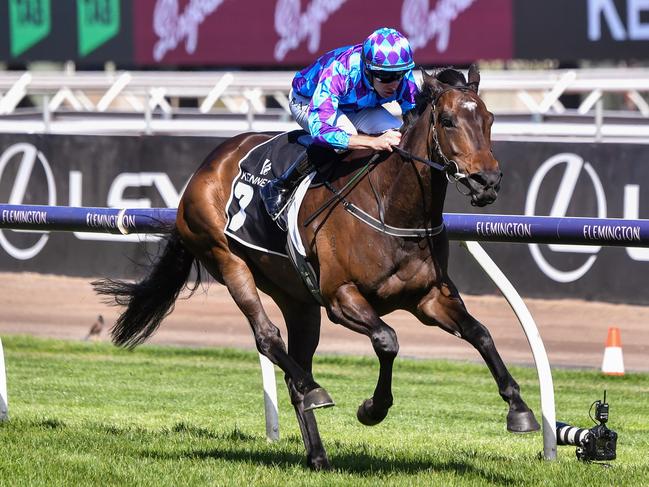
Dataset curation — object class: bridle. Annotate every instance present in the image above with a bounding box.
[393,85,478,190]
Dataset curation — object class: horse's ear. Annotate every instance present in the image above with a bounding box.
[421,67,446,97]
[467,64,480,92]
[420,67,435,84]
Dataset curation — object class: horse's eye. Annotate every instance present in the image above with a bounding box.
[440,116,454,128]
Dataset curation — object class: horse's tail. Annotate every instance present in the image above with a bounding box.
[92,229,202,348]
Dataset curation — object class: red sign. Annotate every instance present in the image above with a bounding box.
[133,0,513,67]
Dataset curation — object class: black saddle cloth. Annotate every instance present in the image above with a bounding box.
[224,130,323,256]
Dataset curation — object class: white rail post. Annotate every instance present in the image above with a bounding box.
[462,241,557,460]
[258,353,279,441]
[0,338,7,421]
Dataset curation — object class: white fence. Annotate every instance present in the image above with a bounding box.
[1,68,649,139]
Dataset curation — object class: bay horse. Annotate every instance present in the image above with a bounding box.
[94,66,540,470]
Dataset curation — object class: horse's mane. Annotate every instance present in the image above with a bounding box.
[401,67,468,132]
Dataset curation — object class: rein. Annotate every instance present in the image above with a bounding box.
[302,153,381,227]
[391,146,463,183]
[303,153,445,238]
[302,151,445,238]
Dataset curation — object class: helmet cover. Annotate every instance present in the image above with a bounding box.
[362,27,415,72]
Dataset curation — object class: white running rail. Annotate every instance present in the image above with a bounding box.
[0,338,7,421]
[258,353,279,441]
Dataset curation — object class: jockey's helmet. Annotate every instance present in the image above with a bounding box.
[362,27,415,73]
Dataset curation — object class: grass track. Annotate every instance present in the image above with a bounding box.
[0,336,648,486]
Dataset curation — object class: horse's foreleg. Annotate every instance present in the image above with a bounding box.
[415,284,540,433]
[276,298,331,471]
[327,283,399,426]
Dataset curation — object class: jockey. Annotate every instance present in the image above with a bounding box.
[261,27,419,220]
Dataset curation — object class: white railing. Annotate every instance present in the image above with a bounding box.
[0,338,7,421]
[1,68,649,139]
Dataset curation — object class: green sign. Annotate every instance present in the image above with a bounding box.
[9,0,52,57]
[77,0,120,57]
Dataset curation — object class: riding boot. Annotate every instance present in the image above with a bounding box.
[261,154,314,220]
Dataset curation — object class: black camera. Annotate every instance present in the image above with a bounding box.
[556,391,617,462]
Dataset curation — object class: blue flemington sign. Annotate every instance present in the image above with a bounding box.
[0,204,176,234]
[444,214,649,248]
[3,205,649,249]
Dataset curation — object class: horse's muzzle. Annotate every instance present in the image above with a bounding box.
[467,171,502,207]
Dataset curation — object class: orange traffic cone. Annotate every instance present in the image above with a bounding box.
[601,327,624,376]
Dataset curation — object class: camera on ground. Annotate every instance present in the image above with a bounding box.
[556,391,617,462]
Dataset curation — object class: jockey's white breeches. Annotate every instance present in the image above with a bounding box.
[289,89,402,137]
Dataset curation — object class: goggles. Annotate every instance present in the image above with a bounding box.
[371,70,407,83]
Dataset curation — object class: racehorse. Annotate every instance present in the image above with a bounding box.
[94,65,540,471]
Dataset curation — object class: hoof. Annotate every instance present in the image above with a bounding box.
[507,409,541,433]
[356,398,389,426]
[303,388,335,411]
[307,454,332,471]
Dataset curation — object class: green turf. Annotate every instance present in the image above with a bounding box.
[0,335,647,486]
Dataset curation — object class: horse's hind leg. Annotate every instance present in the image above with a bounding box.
[180,218,331,407]
[211,252,331,401]
[416,284,540,433]
[274,295,331,471]
[326,283,399,426]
